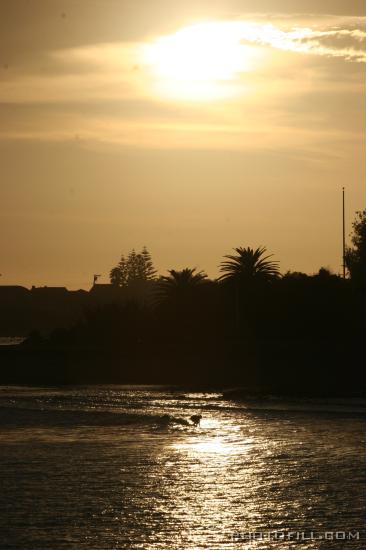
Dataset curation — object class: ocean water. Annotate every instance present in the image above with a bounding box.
[0,386,365,549]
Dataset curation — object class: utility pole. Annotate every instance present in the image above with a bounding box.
[342,187,346,278]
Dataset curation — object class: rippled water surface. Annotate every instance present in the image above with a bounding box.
[1,386,366,549]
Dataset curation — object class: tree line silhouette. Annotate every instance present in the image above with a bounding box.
[2,210,366,394]
[110,247,157,287]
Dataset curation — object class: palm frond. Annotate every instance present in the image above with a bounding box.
[219,246,280,282]
[156,268,208,301]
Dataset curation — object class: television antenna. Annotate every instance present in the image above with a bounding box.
[93,274,101,285]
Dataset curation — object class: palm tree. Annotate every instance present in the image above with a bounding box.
[219,246,280,283]
[156,268,207,302]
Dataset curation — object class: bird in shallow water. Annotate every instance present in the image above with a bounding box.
[190,414,202,426]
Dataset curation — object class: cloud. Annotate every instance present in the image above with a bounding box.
[237,19,366,62]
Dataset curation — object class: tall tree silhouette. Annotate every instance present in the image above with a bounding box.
[110,266,123,287]
[109,247,157,287]
[219,246,280,282]
[140,247,157,280]
[110,255,128,286]
[219,246,280,332]
[345,209,366,284]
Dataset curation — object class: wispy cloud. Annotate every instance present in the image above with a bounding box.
[238,22,366,62]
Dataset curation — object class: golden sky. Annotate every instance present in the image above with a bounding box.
[1,0,366,288]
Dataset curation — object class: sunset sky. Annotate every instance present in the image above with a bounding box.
[1,0,366,289]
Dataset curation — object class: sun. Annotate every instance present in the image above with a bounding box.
[142,22,256,101]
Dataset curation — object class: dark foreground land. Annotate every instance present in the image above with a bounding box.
[1,269,366,397]
[1,336,365,397]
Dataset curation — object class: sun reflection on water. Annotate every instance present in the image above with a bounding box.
[173,419,255,458]
[175,436,235,455]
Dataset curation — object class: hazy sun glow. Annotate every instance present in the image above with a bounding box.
[141,19,357,102]
[143,22,257,100]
